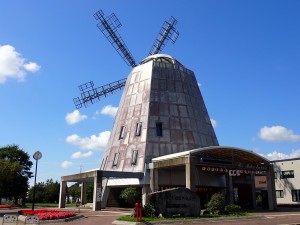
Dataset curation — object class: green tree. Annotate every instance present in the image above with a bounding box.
[85,183,94,202]
[0,159,22,203]
[28,182,46,203]
[120,187,139,206]
[27,179,60,203]
[66,182,93,203]
[44,179,60,203]
[0,145,33,205]
[67,184,81,202]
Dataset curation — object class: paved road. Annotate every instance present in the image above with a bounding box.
[1,207,300,225]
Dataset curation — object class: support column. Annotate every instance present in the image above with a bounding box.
[93,171,102,211]
[59,181,67,208]
[142,185,150,206]
[80,182,87,206]
[226,174,233,204]
[101,178,109,208]
[185,157,196,191]
[150,168,158,192]
[250,174,256,209]
[267,165,277,210]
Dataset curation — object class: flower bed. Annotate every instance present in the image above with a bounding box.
[18,209,76,220]
[0,204,18,208]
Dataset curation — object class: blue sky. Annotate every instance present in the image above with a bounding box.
[1,1,300,185]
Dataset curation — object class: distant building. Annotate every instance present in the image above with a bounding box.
[272,158,300,206]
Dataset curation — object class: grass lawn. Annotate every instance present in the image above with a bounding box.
[117,213,251,222]
[24,203,77,208]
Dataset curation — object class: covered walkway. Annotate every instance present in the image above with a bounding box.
[59,170,143,211]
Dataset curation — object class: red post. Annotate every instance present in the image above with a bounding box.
[135,203,139,222]
[139,203,142,221]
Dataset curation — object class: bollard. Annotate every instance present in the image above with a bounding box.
[135,202,139,222]
[139,203,142,222]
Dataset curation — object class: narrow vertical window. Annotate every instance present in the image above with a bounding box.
[132,150,138,165]
[100,156,108,170]
[156,122,163,137]
[292,190,300,202]
[136,122,142,136]
[112,153,119,167]
[119,126,126,139]
[276,190,284,198]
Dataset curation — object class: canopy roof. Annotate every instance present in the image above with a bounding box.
[153,146,269,165]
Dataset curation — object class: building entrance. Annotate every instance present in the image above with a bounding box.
[233,184,253,209]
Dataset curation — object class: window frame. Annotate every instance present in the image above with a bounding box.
[292,190,300,202]
[276,190,284,198]
[112,153,120,167]
[156,122,163,137]
[131,150,138,165]
[119,126,126,139]
[135,122,142,136]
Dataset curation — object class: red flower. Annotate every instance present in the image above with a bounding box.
[18,210,76,220]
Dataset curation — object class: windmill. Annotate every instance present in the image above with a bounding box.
[72,9,218,208]
[73,9,179,109]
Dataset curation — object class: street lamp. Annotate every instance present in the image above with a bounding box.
[32,151,42,211]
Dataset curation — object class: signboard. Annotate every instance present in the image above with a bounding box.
[201,166,266,175]
[96,183,102,202]
[280,170,294,179]
[255,176,267,188]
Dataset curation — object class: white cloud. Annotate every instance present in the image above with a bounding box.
[210,118,217,128]
[61,161,73,168]
[66,131,111,150]
[260,149,300,161]
[0,45,41,83]
[258,126,300,142]
[96,105,118,117]
[65,110,87,125]
[71,151,93,159]
[24,62,40,72]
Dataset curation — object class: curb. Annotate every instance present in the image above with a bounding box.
[18,214,85,224]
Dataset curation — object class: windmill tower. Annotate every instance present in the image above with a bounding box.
[73,10,219,207]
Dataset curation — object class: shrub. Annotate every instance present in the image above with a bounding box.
[206,193,225,214]
[143,203,156,217]
[224,204,241,214]
[120,187,139,206]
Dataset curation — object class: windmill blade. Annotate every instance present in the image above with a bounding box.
[149,16,179,55]
[94,10,137,68]
[73,78,127,109]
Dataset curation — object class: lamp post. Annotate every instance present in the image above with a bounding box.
[32,151,42,211]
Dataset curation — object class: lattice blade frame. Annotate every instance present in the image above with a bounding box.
[73,78,127,109]
[149,16,179,55]
[94,10,137,67]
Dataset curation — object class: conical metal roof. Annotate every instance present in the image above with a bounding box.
[140,54,183,66]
